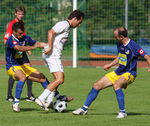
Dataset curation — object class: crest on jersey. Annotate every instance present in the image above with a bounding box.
[125,49,130,54]
[138,49,144,55]
[13,41,17,45]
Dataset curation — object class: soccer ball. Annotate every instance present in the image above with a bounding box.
[53,100,67,112]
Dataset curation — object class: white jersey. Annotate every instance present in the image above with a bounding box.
[45,21,70,58]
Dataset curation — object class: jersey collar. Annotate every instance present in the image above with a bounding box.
[124,39,130,46]
[12,34,19,41]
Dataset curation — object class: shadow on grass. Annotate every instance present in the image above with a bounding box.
[87,112,150,116]
[127,112,150,116]
[21,108,40,112]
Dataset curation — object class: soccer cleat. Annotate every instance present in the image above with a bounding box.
[66,96,74,102]
[6,96,14,102]
[72,108,87,115]
[26,96,36,102]
[12,103,20,112]
[35,98,49,111]
[116,112,127,118]
[57,95,74,102]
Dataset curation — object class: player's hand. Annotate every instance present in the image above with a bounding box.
[27,50,32,56]
[39,42,48,48]
[34,42,43,48]
[44,48,51,55]
[103,64,111,71]
[147,68,150,72]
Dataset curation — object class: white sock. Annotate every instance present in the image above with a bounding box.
[46,91,55,105]
[14,98,19,103]
[38,89,51,101]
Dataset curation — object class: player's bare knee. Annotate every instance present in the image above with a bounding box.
[56,78,64,85]
[38,73,47,82]
[113,84,120,90]
[93,82,101,90]
[19,76,26,82]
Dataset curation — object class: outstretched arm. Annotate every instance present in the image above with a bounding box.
[144,54,150,72]
[44,29,56,55]
[103,56,119,71]
[14,42,43,51]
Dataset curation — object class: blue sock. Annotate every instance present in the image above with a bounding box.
[115,89,125,113]
[82,88,100,111]
[15,81,24,99]
[41,80,49,89]
[54,90,59,97]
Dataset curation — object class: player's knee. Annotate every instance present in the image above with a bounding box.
[19,76,26,82]
[56,78,64,85]
[113,84,120,90]
[38,73,47,82]
[93,82,101,90]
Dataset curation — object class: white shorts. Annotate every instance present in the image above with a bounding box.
[43,55,64,73]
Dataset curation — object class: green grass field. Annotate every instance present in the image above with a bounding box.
[0,65,150,126]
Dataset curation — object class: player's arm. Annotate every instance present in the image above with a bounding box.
[144,54,150,72]
[37,42,47,48]
[14,42,41,51]
[44,29,56,54]
[4,22,13,44]
[103,56,119,71]
[27,50,32,56]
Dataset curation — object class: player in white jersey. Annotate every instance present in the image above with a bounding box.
[35,10,84,110]
[43,20,70,72]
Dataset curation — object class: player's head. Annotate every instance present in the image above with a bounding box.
[68,10,84,28]
[12,22,25,39]
[114,27,128,42]
[14,6,26,21]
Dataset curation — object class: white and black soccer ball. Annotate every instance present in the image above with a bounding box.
[53,100,67,112]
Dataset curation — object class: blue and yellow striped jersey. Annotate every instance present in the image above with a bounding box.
[115,39,147,77]
[5,35,36,70]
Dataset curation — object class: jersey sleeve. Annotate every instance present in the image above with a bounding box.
[52,22,68,34]
[25,36,36,46]
[132,43,147,57]
[4,22,13,41]
[6,38,19,49]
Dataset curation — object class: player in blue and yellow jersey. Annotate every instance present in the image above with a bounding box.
[73,27,150,118]
[5,22,49,112]
[4,6,35,102]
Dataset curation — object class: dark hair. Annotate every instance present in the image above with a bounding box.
[12,22,25,32]
[15,6,26,13]
[115,27,128,37]
[68,10,84,20]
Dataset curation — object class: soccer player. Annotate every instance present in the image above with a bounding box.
[6,22,49,112]
[35,10,84,110]
[4,6,35,102]
[72,27,150,118]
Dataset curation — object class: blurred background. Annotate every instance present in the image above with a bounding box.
[0,0,150,67]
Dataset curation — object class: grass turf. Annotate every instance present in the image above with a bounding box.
[0,65,150,126]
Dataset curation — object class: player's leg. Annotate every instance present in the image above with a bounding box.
[36,72,64,110]
[45,58,73,102]
[113,73,134,118]
[26,79,35,102]
[54,90,74,102]
[12,70,26,112]
[28,71,49,88]
[73,76,113,115]
[24,63,35,101]
[6,76,15,102]
[113,76,128,118]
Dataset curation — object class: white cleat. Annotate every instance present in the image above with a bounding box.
[72,108,87,115]
[12,103,20,112]
[35,98,49,111]
[116,112,127,118]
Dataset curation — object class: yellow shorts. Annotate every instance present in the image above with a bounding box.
[7,64,37,80]
[105,71,135,85]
